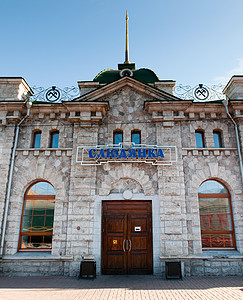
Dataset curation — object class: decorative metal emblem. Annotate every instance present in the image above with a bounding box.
[194,84,209,100]
[45,86,61,102]
[120,69,133,78]
[30,86,80,103]
[175,83,225,102]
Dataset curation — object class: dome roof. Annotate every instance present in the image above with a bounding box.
[93,68,159,84]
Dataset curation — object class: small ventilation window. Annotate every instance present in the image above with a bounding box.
[131,130,141,145]
[195,130,205,148]
[50,131,59,148]
[213,130,222,148]
[113,130,123,145]
[32,131,41,148]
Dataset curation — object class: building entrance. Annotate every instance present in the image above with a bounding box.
[101,200,153,274]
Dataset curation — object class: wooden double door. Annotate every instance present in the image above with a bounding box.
[102,200,153,275]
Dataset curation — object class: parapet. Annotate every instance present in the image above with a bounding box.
[0,77,33,101]
[223,75,243,100]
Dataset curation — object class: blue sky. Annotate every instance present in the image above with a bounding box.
[1,0,243,89]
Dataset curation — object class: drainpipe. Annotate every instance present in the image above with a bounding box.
[222,99,243,185]
[0,100,32,258]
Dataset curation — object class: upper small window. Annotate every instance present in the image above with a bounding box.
[113,130,123,145]
[131,130,141,145]
[33,131,41,148]
[195,130,205,148]
[50,131,59,148]
[213,130,222,148]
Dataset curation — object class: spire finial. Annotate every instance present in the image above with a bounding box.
[124,10,130,64]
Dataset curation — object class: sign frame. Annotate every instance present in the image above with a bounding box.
[76,143,177,166]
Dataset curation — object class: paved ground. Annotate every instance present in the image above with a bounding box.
[0,275,242,300]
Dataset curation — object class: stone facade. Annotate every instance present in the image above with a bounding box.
[0,74,242,277]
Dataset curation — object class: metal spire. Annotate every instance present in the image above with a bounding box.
[124,10,130,64]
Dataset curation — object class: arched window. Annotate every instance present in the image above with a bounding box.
[131,130,141,145]
[32,130,41,148]
[198,180,235,250]
[195,130,205,148]
[113,130,123,145]
[18,181,56,251]
[50,130,59,148]
[213,130,222,148]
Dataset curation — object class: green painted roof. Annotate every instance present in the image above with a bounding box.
[93,68,159,84]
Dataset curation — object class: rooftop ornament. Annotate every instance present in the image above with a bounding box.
[124,10,130,65]
[174,83,225,102]
[30,86,80,103]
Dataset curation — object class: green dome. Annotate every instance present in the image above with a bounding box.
[93,68,159,84]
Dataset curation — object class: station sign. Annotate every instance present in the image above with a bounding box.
[76,143,177,166]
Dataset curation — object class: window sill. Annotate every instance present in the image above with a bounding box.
[2,252,73,262]
[17,148,72,151]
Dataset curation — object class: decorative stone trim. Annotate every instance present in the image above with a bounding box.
[199,112,205,119]
[182,148,237,156]
[163,121,174,127]
[160,251,243,260]
[50,113,56,120]
[16,148,73,157]
[151,112,228,122]
[69,111,103,123]
[234,114,243,120]
[34,150,39,156]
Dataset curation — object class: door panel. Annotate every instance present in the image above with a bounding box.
[130,236,147,250]
[106,218,124,233]
[130,253,148,269]
[127,214,153,274]
[102,214,127,274]
[102,200,153,275]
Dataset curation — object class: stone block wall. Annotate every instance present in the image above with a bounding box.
[18,117,73,149]
[181,118,234,148]
[185,259,243,276]
[99,87,156,146]
[0,125,15,243]
[183,150,243,253]
[160,258,243,278]
[64,125,98,275]
[157,122,189,257]
[3,150,72,257]
[0,258,74,276]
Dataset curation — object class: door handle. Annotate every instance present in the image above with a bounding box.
[125,239,129,251]
[123,240,126,252]
[123,240,131,252]
[128,239,132,252]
